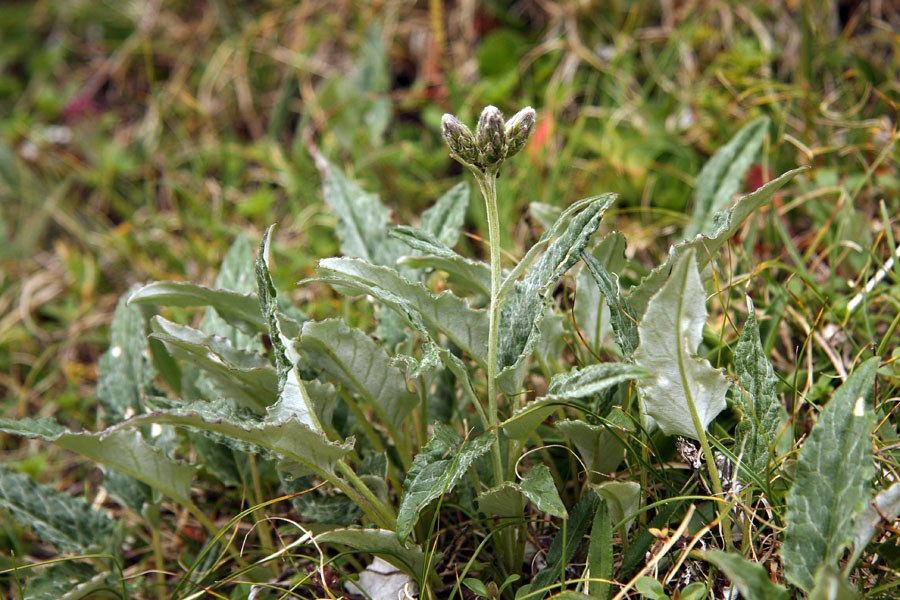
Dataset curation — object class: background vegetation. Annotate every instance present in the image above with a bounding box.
[1,0,898,597]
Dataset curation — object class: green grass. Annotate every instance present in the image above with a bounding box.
[1,1,898,598]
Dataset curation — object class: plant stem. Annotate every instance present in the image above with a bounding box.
[476,171,505,485]
[247,454,277,574]
[335,460,397,529]
[476,168,523,574]
[675,369,734,548]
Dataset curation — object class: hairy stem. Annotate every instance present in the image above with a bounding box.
[476,171,504,485]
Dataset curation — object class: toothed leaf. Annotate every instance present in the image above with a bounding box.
[781,356,880,591]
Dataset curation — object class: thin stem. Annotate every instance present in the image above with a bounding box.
[476,171,505,487]
[335,460,397,529]
[247,454,277,573]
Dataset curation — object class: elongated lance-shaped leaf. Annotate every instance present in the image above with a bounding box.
[781,356,880,591]
[298,318,417,431]
[500,195,615,300]
[124,399,355,478]
[581,251,639,358]
[528,491,600,599]
[419,181,469,248]
[398,254,492,297]
[574,233,627,353]
[500,363,646,440]
[629,167,807,319]
[0,464,115,553]
[0,418,196,510]
[587,499,613,599]
[684,117,770,239]
[476,464,567,518]
[128,281,265,333]
[314,257,488,367]
[315,528,430,579]
[150,316,276,413]
[701,550,790,600]
[396,424,494,542]
[256,224,323,432]
[200,234,264,351]
[498,194,616,372]
[392,225,492,296]
[734,296,786,479]
[632,249,729,439]
[854,482,900,553]
[547,363,649,399]
[320,158,405,265]
[98,287,155,423]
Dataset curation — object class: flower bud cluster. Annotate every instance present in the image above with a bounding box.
[441,105,536,171]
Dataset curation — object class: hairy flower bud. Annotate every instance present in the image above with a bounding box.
[503,107,536,158]
[475,105,507,167]
[441,114,479,165]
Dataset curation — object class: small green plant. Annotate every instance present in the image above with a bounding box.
[0,105,895,600]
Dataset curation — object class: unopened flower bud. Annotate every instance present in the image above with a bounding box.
[475,105,507,167]
[504,107,536,158]
[441,114,479,165]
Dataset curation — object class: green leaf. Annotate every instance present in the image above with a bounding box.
[128,281,265,334]
[734,297,786,478]
[529,491,600,599]
[200,234,263,351]
[684,117,770,239]
[392,224,491,295]
[150,316,276,413]
[21,562,116,600]
[574,233,628,354]
[809,565,858,600]
[632,249,729,439]
[396,424,494,542]
[629,167,807,319]
[500,364,644,442]
[102,468,154,513]
[854,482,900,553]
[587,499,613,599]
[298,318,417,431]
[592,480,641,533]
[498,194,616,375]
[477,464,566,518]
[781,356,880,591]
[701,550,789,600]
[257,225,323,432]
[97,288,155,422]
[315,527,430,579]
[281,473,361,526]
[0,418,197,510]
[420,182,469,248]
[528,201,562,230]
[320,159,404,265]
[557,408,632,476]
[0,465,115,553]
[635,577,667,600]
[126,400,354,478]
[463,578,490,598]
[581,251,639,358]
[315,257,488,367]
[398,253,492,296]
[547,363,650,400]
